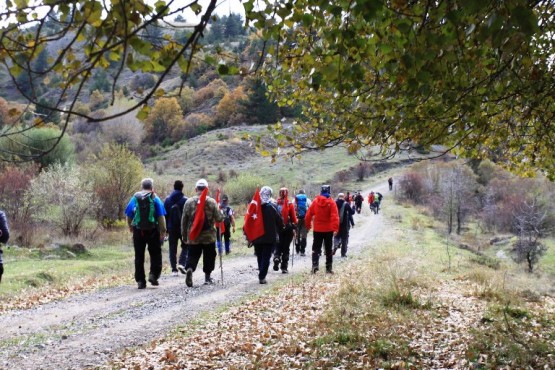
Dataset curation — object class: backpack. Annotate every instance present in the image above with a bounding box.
[295,194,308,218]
[169,202,183,235]
[222,206,232,227]
[339,202,347,225]
[132,192,157,230]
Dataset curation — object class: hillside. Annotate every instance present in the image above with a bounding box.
[146,125,430,197]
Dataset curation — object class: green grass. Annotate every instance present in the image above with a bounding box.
[0,243,134,297]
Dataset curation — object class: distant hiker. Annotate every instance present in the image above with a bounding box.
[388,177,393,191]
[181,179,223,287]
[0,209,10,283]
[273,187,298,273]
[245,187,284,284]
[368,191,376,213]
[354,191,364,214]
[216,194,236,255]
[305,185,340,274]
[164,180,187,276]
[333,193,355,258]
[125,178,167,289]
[374,192,384,214]
[294,189,311,256]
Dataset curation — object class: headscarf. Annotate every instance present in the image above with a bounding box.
[260,186,273,204]
[320,189,331,198]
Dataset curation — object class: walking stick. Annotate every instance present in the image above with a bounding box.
[217,225,224,285]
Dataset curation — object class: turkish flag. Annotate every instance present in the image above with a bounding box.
[243,188,264,242]
[215,189,225,233]
[189,187,208,241]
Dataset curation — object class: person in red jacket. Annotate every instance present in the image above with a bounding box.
[274,187,298,273]
[305,185,340,274]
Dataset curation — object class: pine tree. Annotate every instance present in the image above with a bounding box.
[241,79,279,125]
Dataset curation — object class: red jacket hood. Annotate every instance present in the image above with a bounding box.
[305,195,339,233]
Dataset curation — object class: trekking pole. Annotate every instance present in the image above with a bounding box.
[217,225,224,285]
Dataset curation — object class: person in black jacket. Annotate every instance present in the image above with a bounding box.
[0,210,10,283]
[252,186,284,284]
[163,180,187,276]
[333,193,355,257]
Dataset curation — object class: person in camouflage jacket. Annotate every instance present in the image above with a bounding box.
[180,179,223,287]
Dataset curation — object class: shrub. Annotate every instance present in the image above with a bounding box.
[27,163,98,236]
[224,173,265,205]
[398,172,425,203]
[87,144,144,226]
[130,72,157,92]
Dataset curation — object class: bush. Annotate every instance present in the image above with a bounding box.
[130,72,157,92]
[224,173,265,205]
[27,163,98,236]
[398,172,425,203]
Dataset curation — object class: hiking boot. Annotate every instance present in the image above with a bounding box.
[300,253,305,257]
[273,258,280,271]
[259,278,267,284]
[282,269,288,274]
[172,270,179,277]
[311,267,319,274]
[326,269,334,274]
[148,274,159,286]
[226,251,230,255]
[185,268,193,287]
[332,244,340,256]
[177,265,187,275]
[204,275,215,285]
[137,281,147,289]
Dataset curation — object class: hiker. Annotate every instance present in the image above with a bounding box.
[374,192,384,213]
[216,194,236,255]
[164,180,187,276]
[0,209,10,283]
[305,185,340,274]
[354,191,364,214]
[273,187,298,273]
[388,177,393,191]
[180,179,223,287]
[294,189,311,256]
[333,193,355,258]
[368,191,376,213]
[125,178,167,289]
[246,186,285,284]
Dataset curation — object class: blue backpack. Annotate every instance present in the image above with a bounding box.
[295,194,308,218]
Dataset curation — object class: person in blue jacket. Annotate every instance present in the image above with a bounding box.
[125,178,166,289]
[164,180,187,276]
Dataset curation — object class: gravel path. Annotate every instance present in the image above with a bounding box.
[0,184,389,370]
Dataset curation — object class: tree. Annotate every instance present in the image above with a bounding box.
[35,98,61,125]
[27,163,97,236]
[241,78,279,125]
[87,144,144,224]
[224,13,244,39]
[215,86,247,126]
[245,0,555,176]
[0,0,220,160]
[512,199,549,273]
[144,97,183,143]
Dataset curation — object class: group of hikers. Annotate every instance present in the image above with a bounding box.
[0,176,392,289]
[123,177,391,288]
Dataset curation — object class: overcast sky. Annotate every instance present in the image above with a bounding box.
[177,0,246,22]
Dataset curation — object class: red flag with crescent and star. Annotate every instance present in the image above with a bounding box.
[243,188,264,242]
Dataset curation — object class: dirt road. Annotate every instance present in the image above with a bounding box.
[0,184,389,370]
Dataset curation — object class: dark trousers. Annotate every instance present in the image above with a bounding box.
[312,231,334,271]
[168,229,182,271]
[254,243,274,280]
[178,244,189,267]
[133,228,162,283]
[185,243,216,275]
[355,202,362,214]
[333,228,350,257]
[296,218,308,254]
[275,227,294,270]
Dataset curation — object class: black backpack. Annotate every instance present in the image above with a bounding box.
[132,192,157,230]
[169,202,183,235]
[0,211,9,244]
